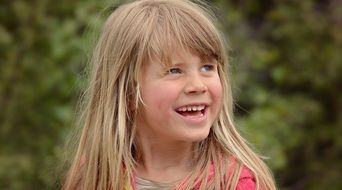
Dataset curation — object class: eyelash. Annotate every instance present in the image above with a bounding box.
[201,65,215,72]
[166,65,216,75]
[167,68,182,75]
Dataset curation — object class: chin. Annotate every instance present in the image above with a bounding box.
[186,128,211,142]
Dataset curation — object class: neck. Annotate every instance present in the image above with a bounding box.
[136,136,194,183]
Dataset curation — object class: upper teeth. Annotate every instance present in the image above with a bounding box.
[177,105,205,112]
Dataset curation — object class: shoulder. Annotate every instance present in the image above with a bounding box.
[236,166,256,190]
[200,156,257,190]
[224,156,256,190]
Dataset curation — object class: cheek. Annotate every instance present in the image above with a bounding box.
[141,82,178,112]
[211,80,223,120]
[210,78,223,104]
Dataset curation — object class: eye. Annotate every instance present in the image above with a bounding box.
[201,65,215,72]
[167,68,182,75]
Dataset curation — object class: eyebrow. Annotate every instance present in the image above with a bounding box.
[201,56,218,63]
[170,62,185,67]
[170,59,218,67]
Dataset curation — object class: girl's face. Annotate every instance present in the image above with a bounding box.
[137,49,223,143]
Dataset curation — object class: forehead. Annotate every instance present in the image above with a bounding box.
[147,45,217,68]
[171,49,217,65]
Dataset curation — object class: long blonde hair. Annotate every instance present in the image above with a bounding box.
[63,0,276,189]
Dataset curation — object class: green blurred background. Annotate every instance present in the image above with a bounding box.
[0,0,341,189]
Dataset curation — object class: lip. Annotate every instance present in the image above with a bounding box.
[174,102,209,125]
[175,102,209,110]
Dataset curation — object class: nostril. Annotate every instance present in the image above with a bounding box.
[186,88,207,95]
[184,76,207,94]
[185,84,207,94]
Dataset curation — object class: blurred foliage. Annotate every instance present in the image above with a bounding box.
[0,0,341,189]
[214,0,341,189]
[0,0,115,189]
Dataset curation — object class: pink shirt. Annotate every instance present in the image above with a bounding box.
[202,162,256,190]
[236,167,256,190]
[176,163,255,190]
[131,160,256,190]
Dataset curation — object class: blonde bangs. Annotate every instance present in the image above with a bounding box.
[135,0,225,68]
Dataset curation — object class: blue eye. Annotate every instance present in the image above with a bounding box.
[201,65,215,72]
[167,68,182,74]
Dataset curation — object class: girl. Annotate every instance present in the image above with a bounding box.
[63,0,276,189]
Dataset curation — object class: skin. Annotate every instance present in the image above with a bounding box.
[135,49,223,182]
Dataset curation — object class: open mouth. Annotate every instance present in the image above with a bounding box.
[175,105,207,117]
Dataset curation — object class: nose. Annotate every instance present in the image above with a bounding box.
[184,74,207,95]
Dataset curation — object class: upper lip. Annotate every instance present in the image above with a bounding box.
[175,102,209,111]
